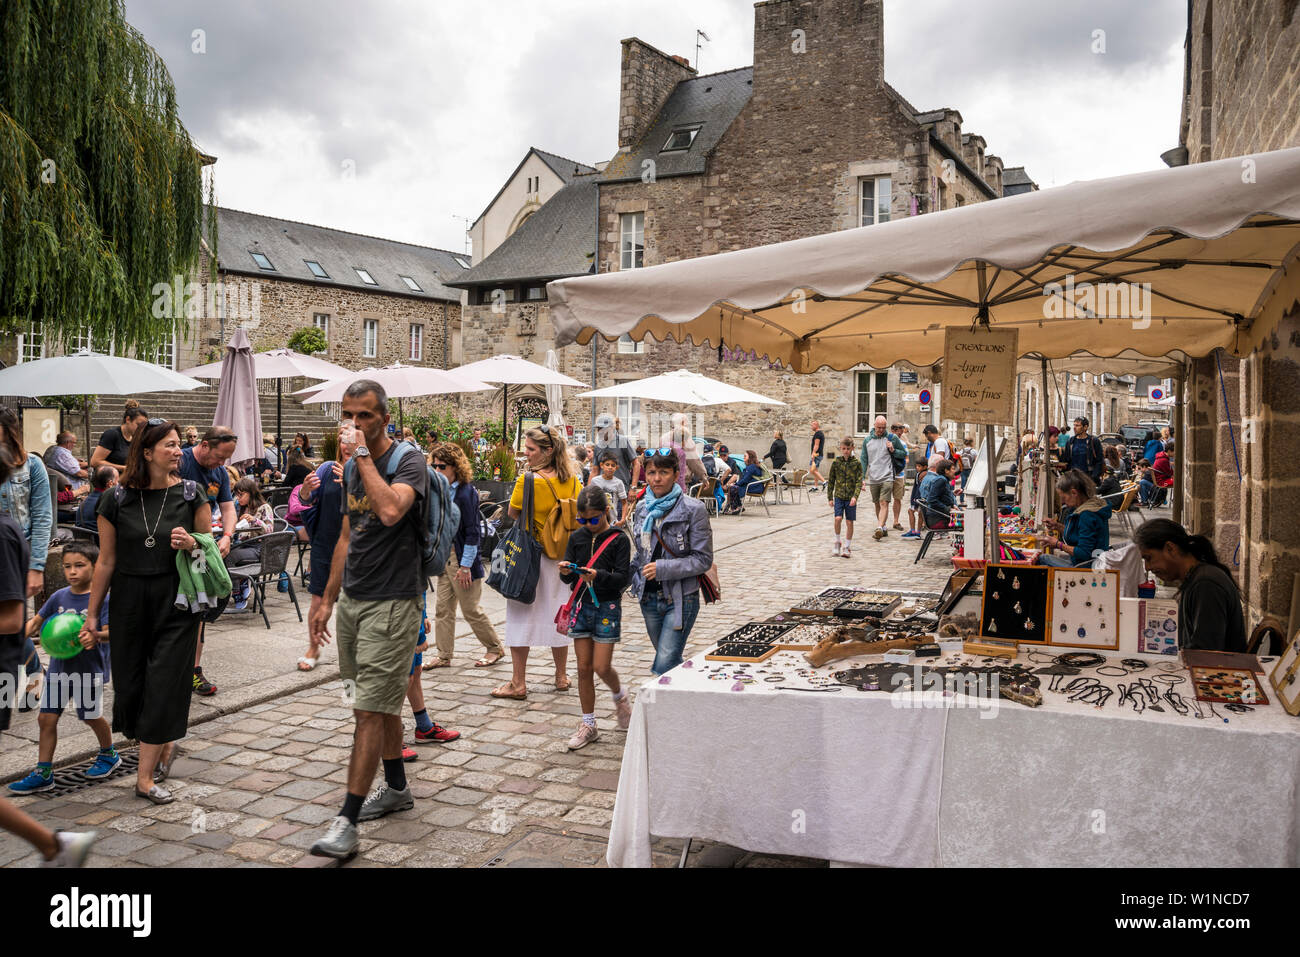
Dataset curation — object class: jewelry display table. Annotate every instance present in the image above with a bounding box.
[607,649,1300,867]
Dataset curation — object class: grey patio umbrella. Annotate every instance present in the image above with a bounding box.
[211,328,264,467]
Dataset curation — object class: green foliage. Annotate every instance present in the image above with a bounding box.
[485,444,517,485]
[406,404,513,480]
[319,432,339,463]
[0,0,210,354]
[287,326,327,355]
[47,394,97,415]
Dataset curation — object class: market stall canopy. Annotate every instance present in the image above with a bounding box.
[549,147,1300,370]
[181,348,351,381]
[0,350,207,396]
[294,363,492,404]
[451,353,586,387]
[577,368,786,406]
[210,328,263,466]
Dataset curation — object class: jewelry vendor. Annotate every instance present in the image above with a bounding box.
[1133,519,1246,653]
[1035,469,1111,567]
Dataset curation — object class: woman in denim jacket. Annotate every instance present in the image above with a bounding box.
[0,408,54,700]
[630,449,714,675]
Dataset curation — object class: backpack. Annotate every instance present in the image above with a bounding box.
[535,472,579,561]
[344,441,459,580]
[960,446,976,470]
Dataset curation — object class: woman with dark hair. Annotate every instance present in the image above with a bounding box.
[284,447,313,490]
[631,448,713,675]
[1035,469,1111,567]
[722,450,764,514]
[83,419,212,804]
[90,401,148,474]
[1134,519,1246,652]
[293,432,314,458]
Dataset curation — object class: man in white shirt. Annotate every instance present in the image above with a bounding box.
[922,425,952,463]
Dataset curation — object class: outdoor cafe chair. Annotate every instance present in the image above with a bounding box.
[267,486,292,510]
[744,468,773,517]
[913,501,958,564]
[223,531,302,630]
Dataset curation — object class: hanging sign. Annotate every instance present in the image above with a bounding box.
[941,326,1019,426]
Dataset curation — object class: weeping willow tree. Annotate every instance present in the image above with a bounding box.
[0,0,215,356]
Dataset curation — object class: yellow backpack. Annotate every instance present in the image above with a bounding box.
[535,472,579,561]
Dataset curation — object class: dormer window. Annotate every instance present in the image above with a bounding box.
[354,267,378,285]
[400,275,422,292]
[305,260,330,279]
[250,252,275,270]
[661,126,701,152]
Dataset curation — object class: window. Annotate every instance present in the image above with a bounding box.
[313,312,330,344]
[17,322,44,363]
[616,397,643,442]
[354,267,378,285]
[148,334,176,370]
[409,324,423,362]
[400,275,422,292]
[661,127,701,152]
[855,371,889,433]
[860,176,892,226]
[1068,395,1085,422]
[250,251,275,270]
[363,319,378,358]
[305,260,330,279]
[525,285,545,301]
[70,329,94,354]
[454,256,470,269]
[617,333,644,354]
[620,212,644,270]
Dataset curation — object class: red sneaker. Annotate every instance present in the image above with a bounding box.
[414,723,460,743]
[401,746,417,762]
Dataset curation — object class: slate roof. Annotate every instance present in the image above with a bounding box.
[1002,166,1038,195]
[600,67,754,183]
[471,147,596,228]
[212,207,470,301]
[447,178,597,287]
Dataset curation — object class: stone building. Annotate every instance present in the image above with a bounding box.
[451,0,1037,449]
[1170,0,1300,626]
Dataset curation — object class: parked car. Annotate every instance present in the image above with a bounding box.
[1118,425,1152,458]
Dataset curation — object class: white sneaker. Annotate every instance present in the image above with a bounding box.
[43,829,97,868]
[841,543,852,558]
[831,540,842,557]
[567,722,599,750]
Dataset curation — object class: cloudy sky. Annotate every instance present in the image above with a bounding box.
[124,0,1187,255]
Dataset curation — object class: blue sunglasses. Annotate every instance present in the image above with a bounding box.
[642,447,674,458]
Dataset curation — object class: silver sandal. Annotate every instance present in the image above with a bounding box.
[135,784,174,805]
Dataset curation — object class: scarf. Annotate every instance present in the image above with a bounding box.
[639,483,682,544]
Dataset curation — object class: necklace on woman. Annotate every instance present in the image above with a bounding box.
[140,483,171,548]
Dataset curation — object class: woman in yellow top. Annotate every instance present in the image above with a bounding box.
[491,425,583,700]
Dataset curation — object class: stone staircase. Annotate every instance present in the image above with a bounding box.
[87,381,341,450]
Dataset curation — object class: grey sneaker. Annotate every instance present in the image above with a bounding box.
[358,783,414,822]
[43,829,98,868]
[309,816,359,859]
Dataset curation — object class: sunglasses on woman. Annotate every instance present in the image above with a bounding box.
[642,447,674,458]
[575,515,604,525]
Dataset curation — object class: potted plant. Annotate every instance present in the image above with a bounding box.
[473,443,517,502]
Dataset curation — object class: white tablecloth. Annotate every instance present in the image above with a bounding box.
[608,650,1300,867]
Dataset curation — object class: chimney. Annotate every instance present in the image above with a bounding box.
[753,0,884,111]
[618,38,696,150]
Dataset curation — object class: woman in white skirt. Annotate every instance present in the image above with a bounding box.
[491,425,582,700]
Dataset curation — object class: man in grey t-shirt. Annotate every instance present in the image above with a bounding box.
[308,380,427,860]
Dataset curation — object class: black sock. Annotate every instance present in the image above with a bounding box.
[383,758,407,792]
[341,791,364,824]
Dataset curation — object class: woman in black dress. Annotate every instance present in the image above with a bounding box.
[82,420,211,804]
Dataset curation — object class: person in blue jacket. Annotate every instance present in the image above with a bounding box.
[917,456,959,529]
[1142,430,1165,469]
[1036,469,1112,567]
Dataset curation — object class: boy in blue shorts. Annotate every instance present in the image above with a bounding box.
[8,542,117,793]
[826,437,864,558]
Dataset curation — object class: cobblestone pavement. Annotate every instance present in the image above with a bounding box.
[1,496,956,867]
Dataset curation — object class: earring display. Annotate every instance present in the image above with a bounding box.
[835,595,902,621]
[1268,632,1300,715]
[979,564,1050,645]
[1046,568,1120,651]
[791,588,861,616]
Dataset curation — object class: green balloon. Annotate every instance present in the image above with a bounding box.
[41,612,86,660]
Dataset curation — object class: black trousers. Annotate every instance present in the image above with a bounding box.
[110,572,200,745]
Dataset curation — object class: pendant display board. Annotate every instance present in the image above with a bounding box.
[1268,633,1300,715]
[979,564,1050,644]
[1189,666,1270,705]
[1047,568,1120,650]
[790,588,861,616]
[1138,598,1179,655]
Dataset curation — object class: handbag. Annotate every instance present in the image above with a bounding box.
[554,530,621,635]
[653,526,721,605]
[485,471,542,604]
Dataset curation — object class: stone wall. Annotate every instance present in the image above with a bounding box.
[619,39,696,150]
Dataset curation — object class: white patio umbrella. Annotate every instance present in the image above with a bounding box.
[294,363,493,430]
[0,350,207,397]
[543,350,566,429]
[0,350,207,454]
[577,368,786,406]
[182,347,352,453]
[450,354,585,442]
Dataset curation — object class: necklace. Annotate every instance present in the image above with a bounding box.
[140,483,171,548]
